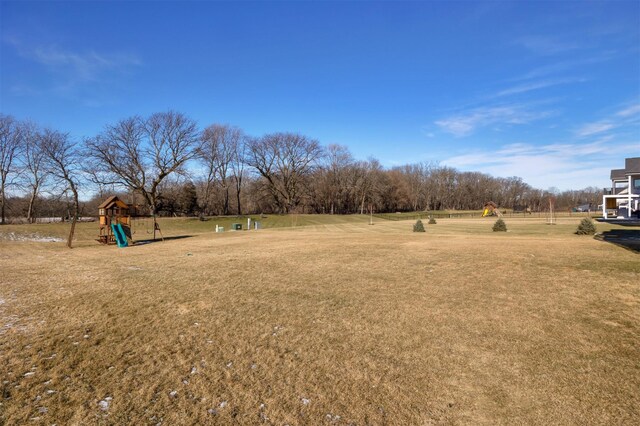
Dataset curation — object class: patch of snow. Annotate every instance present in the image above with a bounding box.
[219,401,227,408]
[301,397,310,405]
[0,232,64,243]
[326,413,341,422]
[207,408,217,415]
[226,361,233,368]
[98,396,112,411]
[24,372,35,377]
[169,390,178,398]
[190,367,197,374]
[38,407,48,414]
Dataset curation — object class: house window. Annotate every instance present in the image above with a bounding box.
[634,178,640,190]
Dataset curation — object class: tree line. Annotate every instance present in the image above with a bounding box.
[1,111,604,227]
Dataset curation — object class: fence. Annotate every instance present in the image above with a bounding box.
[372,211,600,221]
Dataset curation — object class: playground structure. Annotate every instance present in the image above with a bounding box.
[97,195,162,247]
[481,201,503,217]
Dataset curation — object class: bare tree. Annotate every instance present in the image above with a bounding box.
[320,144,353,214]
[39,129,81,248]
[246,132,324,213]
[86,111,200,239]
[353,158,385,214]
[231,134,247,215]
[20,123,49,223]
[0,114,24,224]
[199,124,243,215]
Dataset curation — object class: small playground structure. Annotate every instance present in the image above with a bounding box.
[481,201,503,217]
[97,195,162,247]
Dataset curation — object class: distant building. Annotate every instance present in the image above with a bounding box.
[601,157,640,220]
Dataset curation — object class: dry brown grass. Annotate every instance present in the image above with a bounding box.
[0,217,638,425]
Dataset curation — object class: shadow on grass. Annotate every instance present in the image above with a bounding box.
[595,229,640,253]
[132,235,194,246]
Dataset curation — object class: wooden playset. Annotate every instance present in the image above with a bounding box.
[481,201,503,217]
[97,195,162,247]
[97,196,133,246]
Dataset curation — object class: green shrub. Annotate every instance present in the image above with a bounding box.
[575,218,596,235]
[413,219,425,232]
[428,216,437,225]
[492,218,507,232]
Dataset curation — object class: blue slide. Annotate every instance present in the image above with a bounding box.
[111,223,128,248]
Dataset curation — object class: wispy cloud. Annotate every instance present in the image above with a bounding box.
[435,104,555,137]
[442,140,639,190]
[617,104,640,117]
[575,103,640,138]
[496,77,585,97]
[4,36,141,105]
[514,35,582,56]
[28,45,141,81]
[576,121,615,137]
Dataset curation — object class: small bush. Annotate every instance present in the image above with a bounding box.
[575,218,596,235]
[428,216,437,224]
[413,219,425,232]
[492,218,507,232]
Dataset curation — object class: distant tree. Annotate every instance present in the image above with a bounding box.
[428,216,436,224]
[413,219,425,232]
[39,129,82,248]
[246,132,324,213]
[0,114,24,224]
[199,124,244,215]
[86,111,201,239]
[230,133,247,215]
[178,181,198,216]
[317,144,353,214]
[19,123,49,223]
[353,158,386,214]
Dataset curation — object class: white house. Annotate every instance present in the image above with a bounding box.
[601,157,640,220]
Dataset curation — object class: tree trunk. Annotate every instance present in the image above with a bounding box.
[223,186,229,215]
[0,190,5,225]
[67,188,79,249]
[236,189,242,216]
[27,189,37,223]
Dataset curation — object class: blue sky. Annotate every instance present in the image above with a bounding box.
[1,0,639,190]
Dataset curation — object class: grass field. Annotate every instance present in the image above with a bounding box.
[1,216,638,425]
